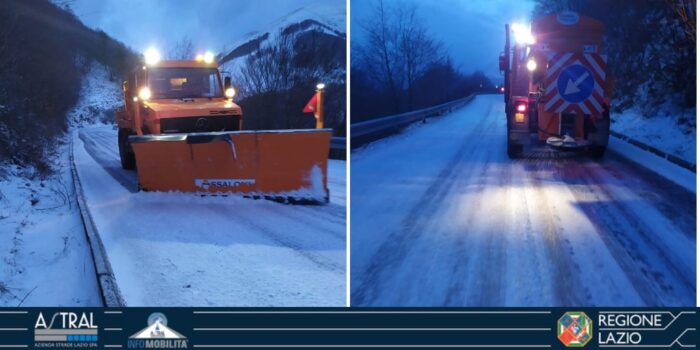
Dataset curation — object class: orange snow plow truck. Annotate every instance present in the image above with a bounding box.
[499,11,613,158]
[116,52,331,202]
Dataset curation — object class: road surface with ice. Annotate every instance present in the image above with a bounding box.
[73,125,346,306]
[351,94,695,307]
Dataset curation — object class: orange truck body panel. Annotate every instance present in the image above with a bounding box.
[130,130,331,202]
[530,14,610,141]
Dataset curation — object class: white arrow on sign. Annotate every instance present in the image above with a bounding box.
[564,71,590,95]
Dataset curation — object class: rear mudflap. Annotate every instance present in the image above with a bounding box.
[129,129,332,203]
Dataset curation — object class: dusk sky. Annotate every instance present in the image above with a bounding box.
[69,0,345,55]
[351,0,536,82]
[69,0,534,83]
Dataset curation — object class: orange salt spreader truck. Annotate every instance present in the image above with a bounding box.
[499,11,613,158]
[116,50,332,203]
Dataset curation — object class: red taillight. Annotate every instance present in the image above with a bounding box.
[516,104,527,112]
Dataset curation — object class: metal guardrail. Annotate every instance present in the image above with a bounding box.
[329,136,346,160]
[337,94,695,174]
[331,136,346,151]
[348,94,478,149]
[610,130,696,173]
[329,94,480,153]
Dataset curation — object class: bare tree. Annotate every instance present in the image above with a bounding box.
[233,25,345,130]
[666,0,696,43]
[169,36,194,60]
[396,3,442,109]
[236,33,296,96]
[358,0,403,113]
[357,0,442,112]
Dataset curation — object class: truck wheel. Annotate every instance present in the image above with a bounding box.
[590,146,607,159]
[506,114,522,159]
[507,139,522,159]
[118,129,136,170]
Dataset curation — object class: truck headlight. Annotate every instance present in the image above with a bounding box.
[225,87,235,98]
[526,59,537,71]
[512,23,535,45]
[204,51,215,64]
[144,48,160,65]
[138,87,152,101]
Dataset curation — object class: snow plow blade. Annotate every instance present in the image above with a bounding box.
[129,129,332,203]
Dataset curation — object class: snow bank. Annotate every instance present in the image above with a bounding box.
[0,61,120,306]
[611,107,695,165]
[0,144,101,306]
[608,137,695,193]
[68,62,123,127]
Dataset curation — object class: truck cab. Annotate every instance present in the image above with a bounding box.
[117,58,242,169]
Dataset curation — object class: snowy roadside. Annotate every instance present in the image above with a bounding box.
[609,107,696,193]
[0,62,123,306]
[608,137,695,193]
[611,108,695,165]
[0,144,101,306]
[67,62,123,127]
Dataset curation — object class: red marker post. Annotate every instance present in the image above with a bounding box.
[303,83,325,129]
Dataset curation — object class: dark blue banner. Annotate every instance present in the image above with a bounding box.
[0,308,697,349]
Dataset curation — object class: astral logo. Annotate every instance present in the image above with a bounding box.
[128,313,188,349]
[558,312,593,347]
[34,312,98,347]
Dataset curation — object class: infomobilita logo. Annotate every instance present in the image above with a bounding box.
[558,311,593,347]
[128,313,188,349]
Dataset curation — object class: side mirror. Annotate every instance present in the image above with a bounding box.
[224,76,232,89]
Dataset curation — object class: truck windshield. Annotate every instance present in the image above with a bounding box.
[148,68,223,99]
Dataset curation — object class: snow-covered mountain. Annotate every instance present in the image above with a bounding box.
[217,4,346,76]
[214,3,346,132]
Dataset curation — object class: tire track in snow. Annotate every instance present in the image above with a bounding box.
[440,160,499,306]
[352,104,499,305]
[504,163,555,305]
[208,205,345,274]
[352,95,694,307]
[257,205,346,240]
[522,160,592,306]
[445,102,510,306]
[596,155,696,240]
[454,160,510,306]
[352,137,480,305]
[567,162,695,305]
[79,128,138,192]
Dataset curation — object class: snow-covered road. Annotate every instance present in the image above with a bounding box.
[73,125,346,306]
[351,94,695,307]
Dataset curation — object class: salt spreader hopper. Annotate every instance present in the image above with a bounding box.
[115,50,331,202]
[499,11,613,158]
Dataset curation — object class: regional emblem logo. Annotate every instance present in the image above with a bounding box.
[558,311,593,347]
